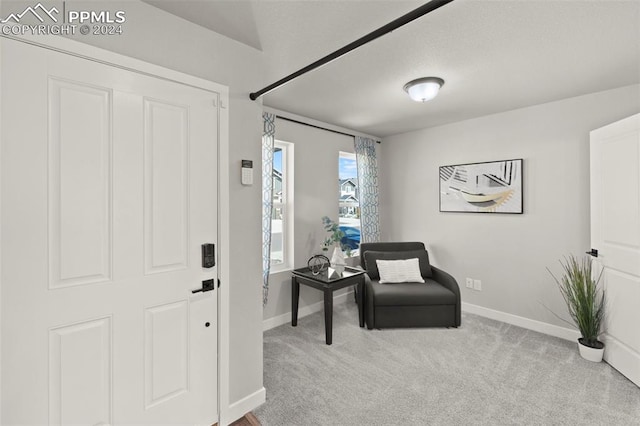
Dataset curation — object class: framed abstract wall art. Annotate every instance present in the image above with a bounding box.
[439,159,523,214]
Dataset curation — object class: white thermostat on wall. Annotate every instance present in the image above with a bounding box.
[241,160,253,186]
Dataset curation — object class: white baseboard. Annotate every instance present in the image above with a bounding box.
[263,290,353,331]
[221,387,266,426]
[462,302,580,342]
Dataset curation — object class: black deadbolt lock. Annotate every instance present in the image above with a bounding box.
[202,243,215,268]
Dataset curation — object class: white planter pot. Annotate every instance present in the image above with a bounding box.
[578,339,604,363]
[330,246,346,274]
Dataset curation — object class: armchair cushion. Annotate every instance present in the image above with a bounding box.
[376,258,425,284]
[364,249,433,280]
[368,278,456,306]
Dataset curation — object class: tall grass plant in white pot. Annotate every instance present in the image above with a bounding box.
[548,255,606,362]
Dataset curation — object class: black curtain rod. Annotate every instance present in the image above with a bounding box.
[250,0,455,101]
[276,115,381,143]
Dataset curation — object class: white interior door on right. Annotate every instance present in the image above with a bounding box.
[590,113,640,388]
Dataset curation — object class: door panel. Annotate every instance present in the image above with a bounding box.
[1,38,219,424]
[599,132,640,275]
[144,99,189,274]
[49,317,112,426]
[605,271,640,353]
[590,113,640,387]
[49,78,113,288]
[145,300,190,409]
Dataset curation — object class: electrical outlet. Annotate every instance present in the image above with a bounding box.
[465,278,473,288]
[473,279,482,291]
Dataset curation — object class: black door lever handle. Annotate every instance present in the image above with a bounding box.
[586,249,598,257]
[192,279,215,293]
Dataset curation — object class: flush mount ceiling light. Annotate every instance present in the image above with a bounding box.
[403,77,445,102]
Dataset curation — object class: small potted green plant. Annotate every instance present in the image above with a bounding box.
[321,216,350,272]
[548,255,605,362]
[321,216,344,251]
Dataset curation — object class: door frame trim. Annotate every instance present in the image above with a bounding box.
[0,34,231,424]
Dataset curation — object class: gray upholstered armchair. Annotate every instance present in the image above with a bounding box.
[360,242,461,329]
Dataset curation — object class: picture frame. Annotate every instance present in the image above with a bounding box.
[439,159,523,214]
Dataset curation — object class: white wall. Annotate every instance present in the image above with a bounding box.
[263,116,359,324]
[380,84,640,328]
[27,0,267,417]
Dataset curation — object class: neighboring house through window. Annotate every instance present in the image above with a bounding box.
[339,151,361,254]
[271,140,294,271]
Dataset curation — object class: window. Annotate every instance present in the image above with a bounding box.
[270,140,294,271]
[338,152,360,254]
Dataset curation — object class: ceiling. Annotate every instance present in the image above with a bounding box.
[143,0,640,138]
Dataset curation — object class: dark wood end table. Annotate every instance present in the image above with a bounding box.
[291,266,365,345]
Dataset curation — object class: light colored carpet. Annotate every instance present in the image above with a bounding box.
[254,300,640,425]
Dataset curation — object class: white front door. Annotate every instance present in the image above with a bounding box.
[590,113,640,387]
[1,38,220,424]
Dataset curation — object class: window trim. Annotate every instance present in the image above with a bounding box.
[270,140,294,273]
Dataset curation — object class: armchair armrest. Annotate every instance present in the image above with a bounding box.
[431,266,461,326]
[364,273,376,329]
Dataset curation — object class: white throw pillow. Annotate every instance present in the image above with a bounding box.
[376,258,425,284]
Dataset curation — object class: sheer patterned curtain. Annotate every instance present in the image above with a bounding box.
[261,112,276,305]
[355,136,381,243]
